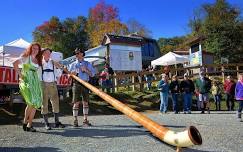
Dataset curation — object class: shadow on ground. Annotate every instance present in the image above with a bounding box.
[38,125,147,138]
[0,147,61,152]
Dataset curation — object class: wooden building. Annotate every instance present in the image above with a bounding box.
[85,34,161,72]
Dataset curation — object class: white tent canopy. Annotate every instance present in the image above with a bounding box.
[0,38,30,55]
[0,38,30,67]
[151,52,188,66]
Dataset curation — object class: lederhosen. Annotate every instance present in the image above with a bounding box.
[41,60,59,114]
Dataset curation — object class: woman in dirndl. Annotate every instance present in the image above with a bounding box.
[13,42,43,132]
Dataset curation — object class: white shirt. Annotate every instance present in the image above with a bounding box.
[42,59,63,82]
[42,59,56,82]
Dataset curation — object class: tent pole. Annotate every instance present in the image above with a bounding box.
[175,64,177,76]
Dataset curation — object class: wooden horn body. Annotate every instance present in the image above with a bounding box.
[70,74,202,147]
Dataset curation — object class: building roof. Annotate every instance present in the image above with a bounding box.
[101,34,148,46]
[185,36,206,45]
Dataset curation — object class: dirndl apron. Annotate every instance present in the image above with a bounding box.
[19,57,43,109]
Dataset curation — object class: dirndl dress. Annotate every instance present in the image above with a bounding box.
[19,58,43,109]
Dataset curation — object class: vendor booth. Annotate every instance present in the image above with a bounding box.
[151,51,188,66]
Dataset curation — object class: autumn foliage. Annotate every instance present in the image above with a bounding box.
[33,0,151,55]
[86,0,128,47]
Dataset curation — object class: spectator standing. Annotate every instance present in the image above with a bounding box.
[105,63,114,92]
[158,73,169,113]
[195,70,212,114]
[224,76,236,111]
[145,65,154,90]
[235,73,243,122]
[163,66,170,76]
[211,80,222,111]
[180,73,195,114]
[105,63,114,76]
[99,67,109,92]
[169,75,180,114]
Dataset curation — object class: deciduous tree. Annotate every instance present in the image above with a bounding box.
[126,18,152,37]
[86,0,128,47]
[33,16,89,58]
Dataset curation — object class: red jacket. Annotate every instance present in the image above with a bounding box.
[223,80,235,94]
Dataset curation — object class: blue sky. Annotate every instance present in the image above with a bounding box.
[0,0,242,45]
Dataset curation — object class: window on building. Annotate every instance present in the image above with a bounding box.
[191,43,199,53]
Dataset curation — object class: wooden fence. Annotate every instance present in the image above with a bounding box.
[109,63,243,92]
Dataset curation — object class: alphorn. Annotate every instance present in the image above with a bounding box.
[68,74,202,148]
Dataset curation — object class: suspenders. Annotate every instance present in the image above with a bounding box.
[42,60,56,81]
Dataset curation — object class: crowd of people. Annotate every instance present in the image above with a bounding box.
[157,68,243,122]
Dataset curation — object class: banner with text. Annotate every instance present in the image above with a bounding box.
[0,66,72,86]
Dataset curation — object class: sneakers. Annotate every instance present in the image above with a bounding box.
[73,120,78,127]
[73,119,92,127]
[83,119,92,127]
[54,122,65,128]
[26,126,37,132]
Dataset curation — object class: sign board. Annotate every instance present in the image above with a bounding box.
[0,66,72,86]
[189,43,202,66]
[109,45,142,71]
[51,51,63,62]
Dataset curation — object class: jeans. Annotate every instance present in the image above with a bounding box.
[238,100,243,118]
[213,95,221,110]
[183,93,192,112]
[171,93,179,112]
[160,92,169,113]
[226,93,235,111]
[196,95,201,110]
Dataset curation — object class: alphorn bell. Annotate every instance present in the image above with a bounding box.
[68,74,202,148]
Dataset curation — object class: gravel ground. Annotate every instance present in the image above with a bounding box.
[0,111,242,152]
